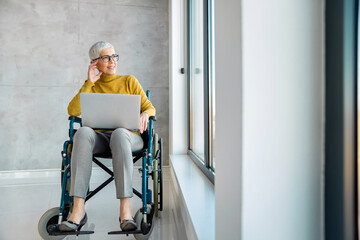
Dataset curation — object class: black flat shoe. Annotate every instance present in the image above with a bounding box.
[48,213,88,234]
[119,217,137,231]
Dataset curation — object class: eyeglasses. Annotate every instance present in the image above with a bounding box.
[93,54,119,63]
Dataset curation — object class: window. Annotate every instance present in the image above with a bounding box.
[187,0,215,182]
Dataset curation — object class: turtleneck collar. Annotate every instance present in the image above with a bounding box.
[98,74,119,82]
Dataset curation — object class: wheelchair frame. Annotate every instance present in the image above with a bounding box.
[39,90,163,239]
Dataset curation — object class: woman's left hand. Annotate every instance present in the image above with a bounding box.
[139,112,149,134]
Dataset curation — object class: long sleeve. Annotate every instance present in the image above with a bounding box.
[67,80,95,116]
[128,75,156,117]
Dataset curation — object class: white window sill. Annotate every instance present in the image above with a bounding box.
[169,154,215,240]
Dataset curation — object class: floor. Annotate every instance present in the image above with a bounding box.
[0,165,184,240]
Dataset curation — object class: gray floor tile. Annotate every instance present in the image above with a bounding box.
[0,167,182,240]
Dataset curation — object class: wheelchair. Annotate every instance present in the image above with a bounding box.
[38,91,163,240]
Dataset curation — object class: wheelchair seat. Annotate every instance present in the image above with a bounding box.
[93,148,146,159]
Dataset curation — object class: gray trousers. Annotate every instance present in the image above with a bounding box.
[70,127,144,199]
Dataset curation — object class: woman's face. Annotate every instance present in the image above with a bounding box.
[96,47,117,76]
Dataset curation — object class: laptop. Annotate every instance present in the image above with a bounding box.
[80,93,141,131]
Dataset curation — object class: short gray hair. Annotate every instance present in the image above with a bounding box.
[88,41,114,60]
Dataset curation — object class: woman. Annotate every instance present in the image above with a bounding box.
[50,41,156,233]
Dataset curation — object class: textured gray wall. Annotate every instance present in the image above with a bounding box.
[0,0,169,170]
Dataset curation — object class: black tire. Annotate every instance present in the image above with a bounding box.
[152,134,159,217]
[158,138,163,211]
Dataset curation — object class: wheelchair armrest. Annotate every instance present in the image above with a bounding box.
[68,116,82,140]
[140,116,156,147]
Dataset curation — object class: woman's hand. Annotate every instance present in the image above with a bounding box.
[139,112,149,134]
[88,60,102,83]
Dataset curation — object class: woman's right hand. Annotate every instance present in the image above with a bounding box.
[88,60,102,83]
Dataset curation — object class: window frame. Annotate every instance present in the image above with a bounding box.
[187,0,215,183]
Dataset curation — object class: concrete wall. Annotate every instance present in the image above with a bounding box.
[215,0,324,240]
[0,0,169,171]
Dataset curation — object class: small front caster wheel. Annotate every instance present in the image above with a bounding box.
[134,207,156,240]
[38,207,66,240]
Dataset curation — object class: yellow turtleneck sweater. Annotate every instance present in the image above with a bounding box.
[68,74,156,118]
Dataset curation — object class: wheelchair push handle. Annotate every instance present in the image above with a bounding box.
[146,90,156,122]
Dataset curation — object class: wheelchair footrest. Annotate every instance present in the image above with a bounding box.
[108,230,143,235]
[49,230,94,236]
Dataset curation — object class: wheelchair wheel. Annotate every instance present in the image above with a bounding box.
[158,137,163,212]
[152,133,159,217]
[38,207,65,240]
[153,134,164,216]
[134,207,156,240]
